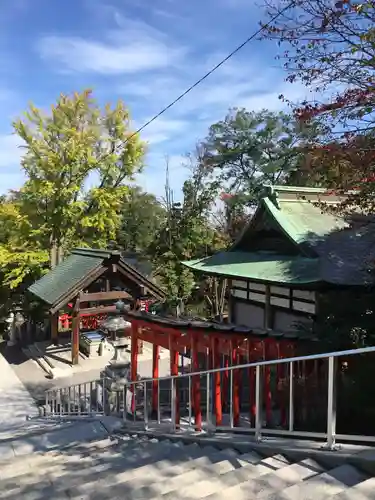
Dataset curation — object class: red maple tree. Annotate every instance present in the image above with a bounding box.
[260,0,375,209]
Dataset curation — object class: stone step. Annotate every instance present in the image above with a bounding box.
[0,436,118,480]
[204,458,324,500]
[0,418,74,442]
[0,438,144,493]
[77,444,248,488]
[64,451,263,500]
[122,451,262,499]
[0,415,374,500]
[50,443,219,492]
[0,440,217,497]
[331,477,375,500]
[66,445,238,499]
[159,454,291,500]
[0,419,112,460]
[0,436,171,485]
[280,464,369,500]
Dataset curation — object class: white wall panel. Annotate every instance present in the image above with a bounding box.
[234,301,264,328]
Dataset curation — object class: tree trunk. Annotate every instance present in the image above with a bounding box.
[57,245,64,264]
[50,243,58,269]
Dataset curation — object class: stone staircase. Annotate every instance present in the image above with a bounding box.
[1,417,375,499]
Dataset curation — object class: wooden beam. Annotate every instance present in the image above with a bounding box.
[264,284,272,329]
[71,295,80,365]
[79,290,131,302]
[51,311,59,344]
[79,305,117,316]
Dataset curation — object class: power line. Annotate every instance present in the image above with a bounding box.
[103,0,296,171]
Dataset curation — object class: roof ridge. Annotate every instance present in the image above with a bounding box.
[265,184,351,206]
[71,248,121,259]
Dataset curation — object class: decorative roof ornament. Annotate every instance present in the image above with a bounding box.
[264,184,280,209]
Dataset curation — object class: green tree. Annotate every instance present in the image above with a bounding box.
[117,186,166,253]
[0,89,145,289]
[150,155,223,308]
[200,108,308,206]
[0,191,49,290]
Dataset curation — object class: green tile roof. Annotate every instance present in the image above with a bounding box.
[28,247,166,308]
[183,186,374,286]
[182,251,320,285]
[28,250,105,306]
[263,197,347,248]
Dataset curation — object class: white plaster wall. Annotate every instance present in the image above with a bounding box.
[234,301,264,329]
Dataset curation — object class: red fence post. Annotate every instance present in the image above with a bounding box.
[212,336,222,426]
[222,342,229,412]
[231,340,240,427]
[248,339,256,427]
[169,333,180,428]
[152,344,159,419]
[192,332,202,431]
[264,341,272,426]
[278,342,287,428]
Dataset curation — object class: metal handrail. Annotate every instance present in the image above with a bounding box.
[44,345,375,449]
[115,345,375,385]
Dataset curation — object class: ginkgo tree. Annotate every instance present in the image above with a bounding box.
[0,89,146,289]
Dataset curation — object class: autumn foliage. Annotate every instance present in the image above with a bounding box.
[261,0,375,206]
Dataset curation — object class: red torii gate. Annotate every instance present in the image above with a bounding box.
[124,310,301,431]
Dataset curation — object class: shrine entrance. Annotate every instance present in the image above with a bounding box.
[27,248,166,365]
[121,310,310,431]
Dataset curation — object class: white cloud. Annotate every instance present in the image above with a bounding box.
[28,1,318,203]
[141,118,189,146]
[37,36,182,75]
[36,17,185,75]
[119,77,181,98]
[121,63,308,144]
[122,57,312,200]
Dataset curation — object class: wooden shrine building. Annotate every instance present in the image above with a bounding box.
[182,185,375,334]
[27,248,166,364]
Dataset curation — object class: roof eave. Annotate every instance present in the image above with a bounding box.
[117,258,167,301]
[182,255,322,286]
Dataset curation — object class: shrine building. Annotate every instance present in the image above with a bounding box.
[182,185,375,333]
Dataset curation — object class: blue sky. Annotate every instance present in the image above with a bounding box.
[0,0,308,200]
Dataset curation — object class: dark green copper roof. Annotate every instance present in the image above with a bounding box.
[182,251,320,285]
[183,185,375,286]
[28,249,104,306]
[262,197,346,249]
[28,248,166,308]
